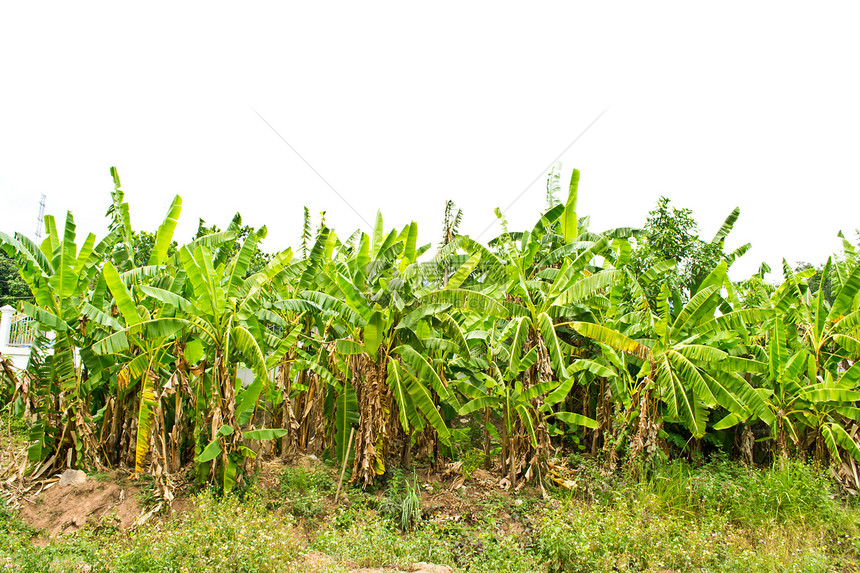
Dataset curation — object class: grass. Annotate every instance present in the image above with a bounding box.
[378,470,423,532]
[1,493,303,573]
[271,466,335,520]
[1,456,858,572]
[539,456,859,572]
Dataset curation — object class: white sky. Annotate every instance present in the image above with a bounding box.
[2,3,859,280]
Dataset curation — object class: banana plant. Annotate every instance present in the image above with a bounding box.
[95,222,290,491]
[87,194,188,477]
[295,215,458,485]
[573,263,772,460]
[456,330,599,486]
[744,310,860,464]
[414,170,638,480]
[777,258,860,378]
[1,211,119,470]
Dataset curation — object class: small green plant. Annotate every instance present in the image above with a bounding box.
[134,474,164,510]
[399,476,422,532]
[276,466,334,519]
[381,473,422,532]
[90,470,113,483]
[460,448,486,481]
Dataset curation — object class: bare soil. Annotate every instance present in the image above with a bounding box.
[18,476,142,539]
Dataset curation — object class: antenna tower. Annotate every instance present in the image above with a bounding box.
[35,194,46,239]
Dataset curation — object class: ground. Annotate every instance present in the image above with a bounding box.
[18,476,142,541]
[2,452,540,572]
[2,437,860,572]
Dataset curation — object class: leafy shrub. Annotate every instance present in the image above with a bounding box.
[380,472,422,532]
[276,466,334,519]
[538,458,858,573]
[630,457,840,526]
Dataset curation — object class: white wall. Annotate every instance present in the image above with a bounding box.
[0,305,30,370]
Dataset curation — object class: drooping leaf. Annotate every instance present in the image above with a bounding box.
[713,412,745,430]
[659,355,707,438]
[403,366,451,444]
[572,322,652,363]
[396,345,457,407]
[506,316,530,374]
[335,381,359,463]
[243,428,289,441]
[824,423,860,464]
[421,289,510,319]
[364,311,385,356]
[537,312,567,380]
[802,388,860,403]
[553,411,599,429]
[336,339,366,355]
[20,302,68,331]
[134,370,157,474]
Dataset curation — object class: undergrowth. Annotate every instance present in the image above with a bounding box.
[1,457,858,572]
[273,466,334,520]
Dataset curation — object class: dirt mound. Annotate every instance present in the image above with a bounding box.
[19,477,142,538]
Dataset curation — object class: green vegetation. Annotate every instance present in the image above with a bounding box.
[0,459,857,572]
[1,164,860,570]
[0,250,31,307]
[273,466,334,519]
[0,492,301,573]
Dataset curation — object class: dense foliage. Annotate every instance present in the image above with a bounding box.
[0,250,32,307]
[2,166,859,499]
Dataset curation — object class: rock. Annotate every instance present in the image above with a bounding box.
[58,469,87,487]
[513,498,523,507]
[411,563,453,573]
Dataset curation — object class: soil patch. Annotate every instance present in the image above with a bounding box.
[18,477,142,538]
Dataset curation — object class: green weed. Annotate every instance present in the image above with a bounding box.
[275,466,334,519]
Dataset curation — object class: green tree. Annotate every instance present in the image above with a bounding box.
[0,250,32,307]
[195,217,272,277]
[630,197,747,302]
[132,230,178,268]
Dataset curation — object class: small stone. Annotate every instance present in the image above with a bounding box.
[513,499,523,507]
[58,469,87,487]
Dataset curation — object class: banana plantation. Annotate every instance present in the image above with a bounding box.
[2,166,860,499]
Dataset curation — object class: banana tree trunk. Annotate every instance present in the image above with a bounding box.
[352,354,390,486]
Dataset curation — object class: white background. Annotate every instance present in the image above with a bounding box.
[2,3,858,278]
